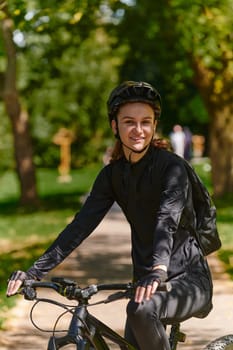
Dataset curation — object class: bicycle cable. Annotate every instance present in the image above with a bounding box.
[30,298,76,333]
[48,303,93,337]
[51,307,76,336]
[30,298,93,336]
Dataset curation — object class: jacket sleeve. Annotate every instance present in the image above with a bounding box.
[152,160,189,268]
[27,166,114,280]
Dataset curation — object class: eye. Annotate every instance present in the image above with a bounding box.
[142,119,153,126]
[124,119,134,125]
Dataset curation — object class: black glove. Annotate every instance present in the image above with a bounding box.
[8,270,35,283]
[137,269,167,288]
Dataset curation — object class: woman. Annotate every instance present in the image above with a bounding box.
[7,81,213,350]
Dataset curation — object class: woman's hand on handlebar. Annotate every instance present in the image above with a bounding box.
[135,280,159,303]
[6,270,29,296]
[135,266,168,303]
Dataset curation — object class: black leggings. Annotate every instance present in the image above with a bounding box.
[125,273,212,350]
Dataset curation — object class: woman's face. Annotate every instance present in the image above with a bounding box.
[112,102,157,161]
[111,102,157,162]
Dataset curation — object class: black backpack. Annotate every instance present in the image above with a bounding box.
[183,160,221,256]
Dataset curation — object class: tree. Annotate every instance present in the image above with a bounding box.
[108,0,233,197]
[0,0,121,205]
[180,2,233,197]
[0,2,38,206]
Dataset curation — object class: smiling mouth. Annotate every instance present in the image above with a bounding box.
[130,137,145,142]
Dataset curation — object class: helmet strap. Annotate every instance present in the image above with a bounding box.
[122,142,151,155]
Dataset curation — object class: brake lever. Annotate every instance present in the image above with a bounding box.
[104,290,131,303]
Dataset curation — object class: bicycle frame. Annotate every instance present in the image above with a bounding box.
[47,303,135,350]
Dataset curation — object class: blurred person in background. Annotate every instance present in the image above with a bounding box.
[183,126,193,161]
[169,124,185,158]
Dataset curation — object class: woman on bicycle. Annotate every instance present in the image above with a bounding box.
[7,81,213,350]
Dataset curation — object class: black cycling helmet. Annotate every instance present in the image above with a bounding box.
[107,81,162,123]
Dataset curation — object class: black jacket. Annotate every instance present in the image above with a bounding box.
[27,147,208,281]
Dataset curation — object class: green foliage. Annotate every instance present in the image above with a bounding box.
[1,0,233,196]
[172,0,233,68]
[179,95,209,125]
[107,0,233,134]
[0,0,122,169]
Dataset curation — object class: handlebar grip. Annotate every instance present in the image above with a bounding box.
[158,282,172,292]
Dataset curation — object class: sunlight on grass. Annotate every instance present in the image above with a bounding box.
[0,171,19,201]
[0,165,101,245]
[218,223,233,248]
[0,209,74,244]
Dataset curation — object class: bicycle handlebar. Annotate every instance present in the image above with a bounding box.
[20,277,172,302]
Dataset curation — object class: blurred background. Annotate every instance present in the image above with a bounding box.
[0,0,232,329]
[0,0,233,204]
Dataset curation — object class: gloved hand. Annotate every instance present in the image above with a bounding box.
[6,270,34,297]
[137,268,168,288]
[135,269,168,303]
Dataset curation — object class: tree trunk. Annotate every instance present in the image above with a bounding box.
[192,58,233,197]
[209,107,233,197]
[1,6,39,207]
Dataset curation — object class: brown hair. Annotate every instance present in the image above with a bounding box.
[110,140,124,163]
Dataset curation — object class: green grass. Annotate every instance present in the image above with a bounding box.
[214,194,233,278]
[0,165,101,240]
[0,164,101,328]
[192,158,213,193]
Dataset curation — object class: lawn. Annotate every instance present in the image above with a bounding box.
[0,166,100,243]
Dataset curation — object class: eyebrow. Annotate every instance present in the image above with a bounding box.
[121,115,153,120]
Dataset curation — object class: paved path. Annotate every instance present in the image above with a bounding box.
[1,206,233,349]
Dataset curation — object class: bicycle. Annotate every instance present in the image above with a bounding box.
[204,335,233,350]
[13,277,233,350]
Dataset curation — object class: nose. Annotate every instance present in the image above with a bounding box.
[134,122,143,133]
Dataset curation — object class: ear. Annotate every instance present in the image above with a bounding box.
[111,119,117,135]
